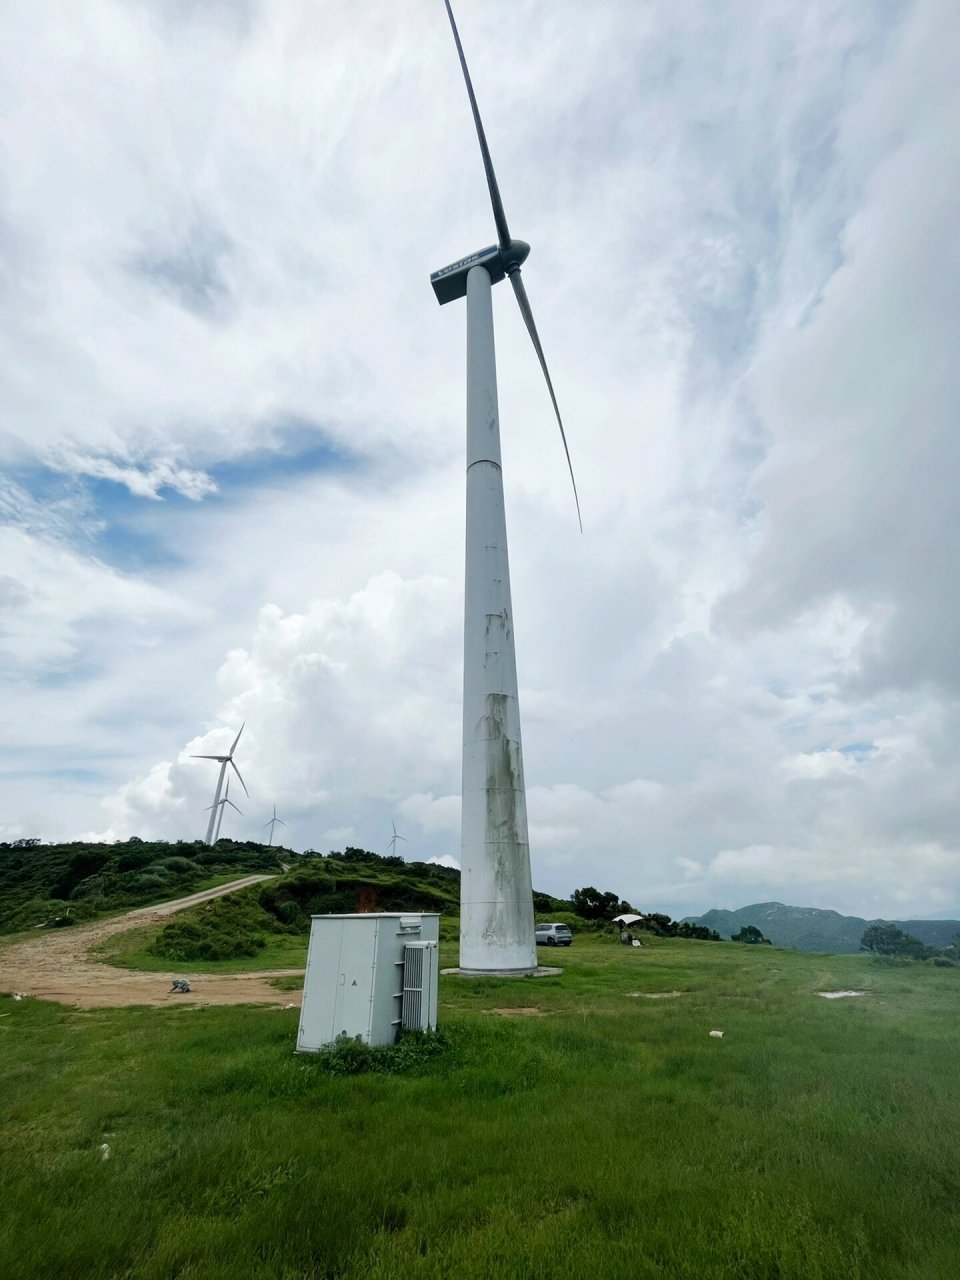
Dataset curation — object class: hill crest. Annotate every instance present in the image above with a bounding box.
[683,901,960,953]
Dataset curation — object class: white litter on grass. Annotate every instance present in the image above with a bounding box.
[13,994,24,1001]
[99,1143,111,1161]
[627,991,685,1000]
[818,990,866,999]
[709,1030,725,1038]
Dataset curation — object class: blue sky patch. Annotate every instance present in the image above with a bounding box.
[7,431,354,573]
[839,741,878,759]
[206,434,351,496]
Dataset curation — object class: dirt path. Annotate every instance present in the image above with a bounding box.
[0,875,305,1010]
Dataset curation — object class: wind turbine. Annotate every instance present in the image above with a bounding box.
[207,775,243,843]
[386,822,407,857]
[192,723,249,845]
[431,2,580,975]
[263,804,287,848]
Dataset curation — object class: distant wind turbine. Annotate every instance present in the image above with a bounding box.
[387,822,407,857]
[207,775,243,843]
[263,804,287,848]
[431,2,580,974]
[192,723,249,845]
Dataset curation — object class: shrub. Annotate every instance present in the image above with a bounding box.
[124,872,171,895]
[116,846,160,873]
[308,1030,451,1076]
[272,899,306,928]
[158,857,199,875]
[149,888,278,961]
[150,920,267,962]
[69,876,108,900]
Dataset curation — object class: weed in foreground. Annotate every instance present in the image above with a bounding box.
[305,1028,454,1076]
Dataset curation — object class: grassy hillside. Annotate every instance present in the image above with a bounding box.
[0,838,284,934]
[106,854,464,967]
[3,938,959,1278]
[102,854,602,970]
[685,901,960,953]
[0,841,579,941]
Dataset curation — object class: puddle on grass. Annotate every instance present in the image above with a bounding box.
[817,990,866,999]
[627,991,685,1000]
[490,1007,548,1018]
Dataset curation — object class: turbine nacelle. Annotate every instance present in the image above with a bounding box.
[431,239,531,306]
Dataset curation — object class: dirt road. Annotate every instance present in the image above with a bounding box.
[0,875,305,1010]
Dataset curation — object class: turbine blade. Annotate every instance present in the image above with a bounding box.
[443,0,511,254]
[225,800,243,814]
[276,819,287,828]
[397,833,407,842]
[229,722,245,755]
[509,269,583,531]
[230,759,250,798]
[190,754,226,761]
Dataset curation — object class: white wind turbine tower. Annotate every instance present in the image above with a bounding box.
[387,822,407,857]
[192,724,249,846]
[263,804,287,848]
[432,2,580,975]
[207,775,243,843]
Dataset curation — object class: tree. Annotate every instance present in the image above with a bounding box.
[860,923,931,959]
[638,912,674,936]
[676,921,723,941]
[570,886,633,921]
[732,925,772,945]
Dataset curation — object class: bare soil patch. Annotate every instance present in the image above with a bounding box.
[490,1007,548,1017]
[0,876,304,1010]
[627,991,686,999]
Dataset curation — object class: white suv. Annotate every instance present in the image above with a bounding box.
[535,922,574,947]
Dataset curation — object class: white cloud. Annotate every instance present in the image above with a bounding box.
[400,794,461,835]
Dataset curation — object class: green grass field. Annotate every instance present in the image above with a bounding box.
[2,937,959,1279]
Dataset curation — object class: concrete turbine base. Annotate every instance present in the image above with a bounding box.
[441,966,563,979]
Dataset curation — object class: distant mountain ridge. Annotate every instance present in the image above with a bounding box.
[682,901,960,953]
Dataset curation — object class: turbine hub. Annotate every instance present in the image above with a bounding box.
[501,239,530,274]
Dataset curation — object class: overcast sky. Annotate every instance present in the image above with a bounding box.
[1,0,958,920]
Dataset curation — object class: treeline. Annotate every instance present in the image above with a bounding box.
[563,884,724,941]
[306,846,459,884]
[149,858,735,965]
[0,837,282,934]
[6,839,759,952]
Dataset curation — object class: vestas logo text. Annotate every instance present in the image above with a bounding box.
[431,247,498,281]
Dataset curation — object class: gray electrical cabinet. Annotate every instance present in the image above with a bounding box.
[297,913,440,1052]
